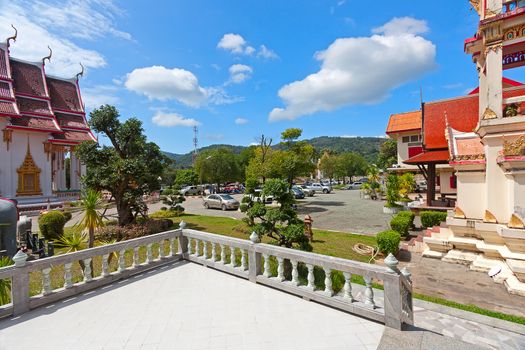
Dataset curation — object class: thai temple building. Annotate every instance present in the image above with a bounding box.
[0,28,96,209]
[388,0,525,295]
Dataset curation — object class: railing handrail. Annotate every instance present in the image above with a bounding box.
[183,229,252,250]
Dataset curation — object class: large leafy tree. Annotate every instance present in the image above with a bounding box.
[278,128,316,186]
[75,105,169,226]
[377,138,397,170]
[173,169,198,188]
[318,151,338,181]
[194,147,240,188]
[335,152,368,182]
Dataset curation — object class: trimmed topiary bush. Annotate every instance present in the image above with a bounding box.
[397,211,415,227]
[377,230,401,255]
[390,215,411,237]
[62,211,72,222]
[420,211,447,228]
[38,211,66,241]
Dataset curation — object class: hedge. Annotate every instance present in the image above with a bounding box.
[38,211,66,241]
[376,230,401,255]
[420,210,448,228]
[397,211,415,226]
[390,215,411,237]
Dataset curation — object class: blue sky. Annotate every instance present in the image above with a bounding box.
[2,0,524,154]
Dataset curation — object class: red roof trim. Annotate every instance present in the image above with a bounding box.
[52,107,85,116]
[386,127,421,135]
[15,92,51,101]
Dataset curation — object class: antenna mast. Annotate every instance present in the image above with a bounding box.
[192,126,199,166]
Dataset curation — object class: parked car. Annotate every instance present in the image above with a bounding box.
[203,194,240,210]
[306,183,331,194]
[347,182,364,190]
[415,181,428,193]
[245,189,274,203]
[291,187,305,199]
[294,185,314,196]
[180,185,204,196]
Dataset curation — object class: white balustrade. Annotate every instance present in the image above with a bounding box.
[241,249,247,270]
[263,254,271,277]
[323,267,333,296]
[146,244,153,264]
[42,267,52,295]
[203,241,208,259]
[220,244,226,263]
[343,272,354,302]
[194,240,200,257]
[64,263,73,289]
[211,242,217,261]
[230,247,236,267]
[291,260,299,286]
[83,258,93,282]
[118,250,126,272]
[102,254,109,277]
[187,237,193,255]
[132,248,139,268]
[364,276,375,308]
[277,257,284,281]
[306,264,315,290]
[159,240,165,259]
[169,238,176,257]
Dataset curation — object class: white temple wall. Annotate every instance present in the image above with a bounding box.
[0,120,11,197]
[508,172,525,219]
[10,131,52,198]
[484,137,510,223]
[456,171,486,220]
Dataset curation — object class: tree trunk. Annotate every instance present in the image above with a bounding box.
[88,227,94,248]
[116,197,133,226]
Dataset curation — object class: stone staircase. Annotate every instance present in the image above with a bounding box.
[420,217,525,297]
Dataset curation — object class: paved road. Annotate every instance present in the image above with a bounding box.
[31,190,391,236]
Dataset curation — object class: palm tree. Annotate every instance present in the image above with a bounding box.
[76,189,104,248]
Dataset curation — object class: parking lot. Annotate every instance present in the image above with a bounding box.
[183,189,392,235]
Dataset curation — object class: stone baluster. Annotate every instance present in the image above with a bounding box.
[118,250,126,272]
[211,242,217,261]
[195,239,201,257]
[343,272,354,302]
[64,263,73,289]
[102,254,109,277]
[42,267,52,295]
[220,244,226,264]
[241,249,247,270]
[203,241,208,259]
[146,244,153,264]
[277,257,285,281]
[132,248,139,268]
[187,237,193,255]
[324,268,333,296]
[291,260,299,286]
[230,246,236,266]
[306,264,315,290]
[83,258,93,282]
[263,254,271,277]
[364,276,375,308]
[169,238,176,257]
[159,240,165,259]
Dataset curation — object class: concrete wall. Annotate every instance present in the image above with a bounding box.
[395,132,422,164]
[439,169,457,195]
[457,171,486,220]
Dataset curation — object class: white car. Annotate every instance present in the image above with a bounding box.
[306,183,331,194]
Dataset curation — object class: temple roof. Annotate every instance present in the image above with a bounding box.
[8,116,61,133]
[50,129,96,144]
[55,112,89,130]
[386,110,422,134]
[404,150,450,164]
[16,96,53,116]
[10,59,48,98]
[46,77,83,113]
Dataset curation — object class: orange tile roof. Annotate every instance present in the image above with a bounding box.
[404,150,450,164]
[386,110,422,134]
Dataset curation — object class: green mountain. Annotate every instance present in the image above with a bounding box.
[164,137,384,168]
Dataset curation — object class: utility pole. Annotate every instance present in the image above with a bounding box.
[192,126,198,166]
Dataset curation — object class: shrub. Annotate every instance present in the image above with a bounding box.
[385,174,401,207]
[150,210,180,219]
[62,211,73,222]
[38,211,67,240]
[397,211,415,227]
[95,219,173,241]
[390,215,411,237]
[420,211,447,228]
[376,230,401,255]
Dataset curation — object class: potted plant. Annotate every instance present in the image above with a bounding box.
[383,174,403,214]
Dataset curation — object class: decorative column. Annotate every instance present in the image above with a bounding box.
[70,151,79,190]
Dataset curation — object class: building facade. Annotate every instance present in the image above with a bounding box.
[0,30,95,208]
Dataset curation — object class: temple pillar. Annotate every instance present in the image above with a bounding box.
[484,44,503,119]
[483,136,509,223]
[426,164,436,206]
[57,150,66,191]
[70,152,79,190]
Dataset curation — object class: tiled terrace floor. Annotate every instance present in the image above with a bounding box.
[0,261,384,350]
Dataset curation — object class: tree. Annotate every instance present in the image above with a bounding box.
[281,128,302,146]
[162,188,185,215]
[76,189,104,248]
[195,147,240,189]
[377,139,397,170]
[76,105,169,226]
[242,179,310,249]
[334,152,368,183]
[385,173,401,207]
[318,152,338,182]
[399,173,416,199]
[174,169,198,189]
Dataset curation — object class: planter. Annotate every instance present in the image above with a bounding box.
[383,206,401,214]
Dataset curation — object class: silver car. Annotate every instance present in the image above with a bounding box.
[295,185,314,197]
[203,194,240,211]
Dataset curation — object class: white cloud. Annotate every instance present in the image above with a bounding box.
[372,17,429,36]
[217,33,254,55]
[235,118,248,125]
[269,17,436,121]
[82,85,120,109]
[257,45,279,60]
[228,64,253,84]
[0,1,114,76]
[125,66,208,107]
[152,112,201,127]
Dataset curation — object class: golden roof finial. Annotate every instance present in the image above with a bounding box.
[6,24,17,48]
